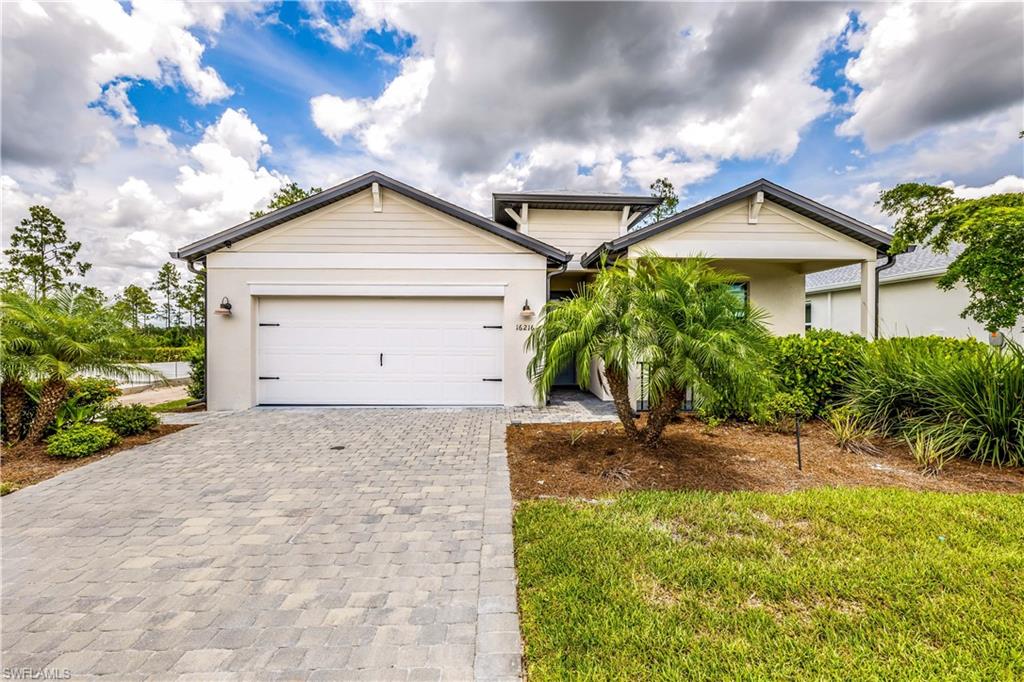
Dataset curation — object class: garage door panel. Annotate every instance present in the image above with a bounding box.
[257,297,503,405]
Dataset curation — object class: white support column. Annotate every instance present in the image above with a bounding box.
[860,259,877,339]
[520,203,528,235]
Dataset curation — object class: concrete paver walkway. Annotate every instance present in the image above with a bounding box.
[1,394,616,680]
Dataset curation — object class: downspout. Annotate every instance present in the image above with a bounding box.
[186,258,207,406]
[546,259,569,301]
[873,245,914,339]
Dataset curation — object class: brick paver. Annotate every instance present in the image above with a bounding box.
[1,395,615,680]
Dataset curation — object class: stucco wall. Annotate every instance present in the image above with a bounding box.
[807,276,1023,342]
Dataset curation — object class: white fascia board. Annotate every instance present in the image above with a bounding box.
[248,283,507,297]
[209,252,547,270]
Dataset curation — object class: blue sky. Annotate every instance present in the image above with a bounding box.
[2,1,1021,291]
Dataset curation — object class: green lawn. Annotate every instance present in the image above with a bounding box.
[150,398,191,412]
[514,489,1024,680]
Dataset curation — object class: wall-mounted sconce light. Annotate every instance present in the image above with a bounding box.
[214,297,233,317]
[520,299,534,318]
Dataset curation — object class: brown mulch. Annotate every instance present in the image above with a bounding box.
[1,424,191,494]
[507,417,1024,500]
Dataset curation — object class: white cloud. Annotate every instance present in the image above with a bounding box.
[3,109,285,294]
[310,56,434,156]
[310,94,370,143]
[942,175,1024,199]
[1,0,236,173]
[625,154,718,195]
[838,2,1023,149]
[306,3,850,197]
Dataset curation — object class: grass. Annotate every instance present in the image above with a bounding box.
[514,489,1024,680]
[150,398,191,412]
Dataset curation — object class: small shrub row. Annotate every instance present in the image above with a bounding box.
[104,404,159,436]
[47,424,120,458]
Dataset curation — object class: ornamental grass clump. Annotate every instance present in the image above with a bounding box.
[850,339,1023,467]
[826,407,881,456]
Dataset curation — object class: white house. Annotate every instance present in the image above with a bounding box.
[805,244,1021,343]
[173,172,891,410]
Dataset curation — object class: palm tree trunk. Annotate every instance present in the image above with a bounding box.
[2,379,27,445]
[603,367,639,440]
[24,378,69,444]
[640,387,685,447]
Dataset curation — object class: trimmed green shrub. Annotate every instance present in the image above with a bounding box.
[769,330,867,416]
[104,404,158,436]
[752,391,812,433]
[187,343,205,401]
[46,424,120,458]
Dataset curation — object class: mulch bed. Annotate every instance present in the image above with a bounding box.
[1,424,191,494]
[507,416,1024,500]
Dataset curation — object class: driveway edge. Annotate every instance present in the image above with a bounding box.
[473,417,524,681]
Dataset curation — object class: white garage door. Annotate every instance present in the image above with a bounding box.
[257,297,504,405]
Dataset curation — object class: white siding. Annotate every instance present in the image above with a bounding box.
[635,200,878,262]
[235,188,523,254]
[527,208,620,260]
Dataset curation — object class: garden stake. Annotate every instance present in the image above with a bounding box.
[795,416,803,471]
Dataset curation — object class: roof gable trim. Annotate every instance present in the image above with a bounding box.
[172,171,571,264]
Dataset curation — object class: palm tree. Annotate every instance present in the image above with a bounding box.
[1,335,35,445]
[528,255,773,446]
[1,289,159,444]
[527,258,640,437]
[630,256,774,444]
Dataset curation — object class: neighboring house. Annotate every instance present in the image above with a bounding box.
[806,244,1021,343]
[173,172,890,410]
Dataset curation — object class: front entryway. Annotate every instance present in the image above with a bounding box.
[256,297,504,405]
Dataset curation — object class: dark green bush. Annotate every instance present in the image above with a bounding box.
[46,424,120,458]
[104,404,158,436]
[769,330,867,416]
[187,343,205,401]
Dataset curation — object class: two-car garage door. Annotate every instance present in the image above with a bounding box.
[257,297,504,405]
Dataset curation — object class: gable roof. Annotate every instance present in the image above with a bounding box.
[806,243,961,293]
[172,171,572,265]
[580,178,893,268]
[492,190,661,228]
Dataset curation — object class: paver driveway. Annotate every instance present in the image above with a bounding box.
[1,407,546,681]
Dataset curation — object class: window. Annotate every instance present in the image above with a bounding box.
[729,282,749,318]
[805,300,813,330]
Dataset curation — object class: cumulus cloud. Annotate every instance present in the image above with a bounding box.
[942,175,1024,199]
[838,2,1024,149]
[1,0,235,173]
[3,109,285,293]
[308,2,850,200]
